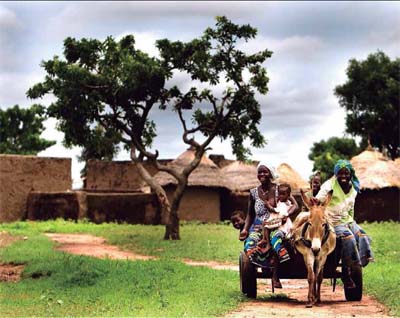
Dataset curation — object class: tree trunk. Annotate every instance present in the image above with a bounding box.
[163,206,180,240]
[131,145,201,240]
[130,158,176,238]
[163,178,187,240]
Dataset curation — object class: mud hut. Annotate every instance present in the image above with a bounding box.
[274,163,310,214]
[153,148,226,223]
[275,163,309,193]
[350,148,400,222]
[219,161,259,219]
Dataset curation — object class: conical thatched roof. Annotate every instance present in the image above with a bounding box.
[275,163,309,191]
[153,148,225,188]
[221,161,259,192]
[350,149,400,190]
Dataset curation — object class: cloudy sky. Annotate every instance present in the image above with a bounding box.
[1,1,399,188]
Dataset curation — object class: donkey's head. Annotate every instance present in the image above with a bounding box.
[300,189,332,256]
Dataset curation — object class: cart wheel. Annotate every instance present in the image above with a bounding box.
[239,251,257,298]
[344,265,362,301]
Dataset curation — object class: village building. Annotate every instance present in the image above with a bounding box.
[2,149,398,224]
[153,148,226,223]
[350,147,400,222]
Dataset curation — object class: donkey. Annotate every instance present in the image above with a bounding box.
[292,189,336,307]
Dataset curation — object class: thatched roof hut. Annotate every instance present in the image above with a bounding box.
[275,163,309,192]
[221,161,259,192]
[153,148,225,188]
[350,149,400,190]
[350,148,400,222]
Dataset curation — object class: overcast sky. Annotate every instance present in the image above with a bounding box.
[1,1,399,188]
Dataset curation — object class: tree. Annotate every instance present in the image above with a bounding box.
[27,16,272,239]
[334,51,400,159]
[308,137,362,181]
[0,104,56,155]
[77,124,121,177]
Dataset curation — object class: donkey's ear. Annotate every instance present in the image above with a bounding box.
[300,189,311,209]
[323,191,333,207]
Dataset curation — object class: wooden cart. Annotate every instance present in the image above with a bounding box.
[239,239,363,301]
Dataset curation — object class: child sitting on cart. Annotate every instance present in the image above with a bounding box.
[258,183,295,263]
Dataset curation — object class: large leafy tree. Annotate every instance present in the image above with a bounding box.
[334,51,399,159]
[27,16,272,239]
[0,104,56,155]
[308,137,362,181]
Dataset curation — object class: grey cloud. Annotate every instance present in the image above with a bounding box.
[0,6,24,71]
[53,1,267,24]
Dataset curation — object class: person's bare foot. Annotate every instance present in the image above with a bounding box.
[257,242,272,254]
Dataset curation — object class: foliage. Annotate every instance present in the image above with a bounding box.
[27,17,271,161]
[334,51,400,159]
[308,136,362,180]
[155,16,271,160]
[76,125,121,177]
[26,16,272,239]
[0,105,56,155]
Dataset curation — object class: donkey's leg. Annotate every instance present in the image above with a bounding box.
[315,255,327,304]
[304,254,315,307]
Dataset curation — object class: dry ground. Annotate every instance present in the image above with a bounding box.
[0,232,393,317]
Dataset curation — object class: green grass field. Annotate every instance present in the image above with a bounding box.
[0,220,399,317]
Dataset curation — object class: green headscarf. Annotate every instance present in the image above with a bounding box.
[333,159,360,192]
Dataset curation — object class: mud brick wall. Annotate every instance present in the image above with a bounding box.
[26,191,85,221]
[0,155,71,222]
[163,186,221,223]
[85,192,160,224]
[85,159,171,191]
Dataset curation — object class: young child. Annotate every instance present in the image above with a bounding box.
[292,172,323,234]
[258,183,295,263]
[230,210,245,232]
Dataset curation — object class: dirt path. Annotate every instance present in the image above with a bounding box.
[225,278,390,318]
[2,233,392,317]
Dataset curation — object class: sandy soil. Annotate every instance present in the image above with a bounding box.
[1,232,393,317]
[224,278,390,318]
[0,231,25,282]
[45,233,156,261]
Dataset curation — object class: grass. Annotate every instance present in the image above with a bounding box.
[0,220,399,316]
[361,221,400,316]
[0,220,244,317]
[1,219,243,263]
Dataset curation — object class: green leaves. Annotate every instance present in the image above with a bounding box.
[335,51,399,159]
[27,17,272,163]
[27,35,169,162]
[0,104,56,155]
[308,137,362,181]
[157,16,271,160]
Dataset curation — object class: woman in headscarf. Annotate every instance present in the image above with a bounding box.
[239,162,298,287]
[314,159,374,288]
